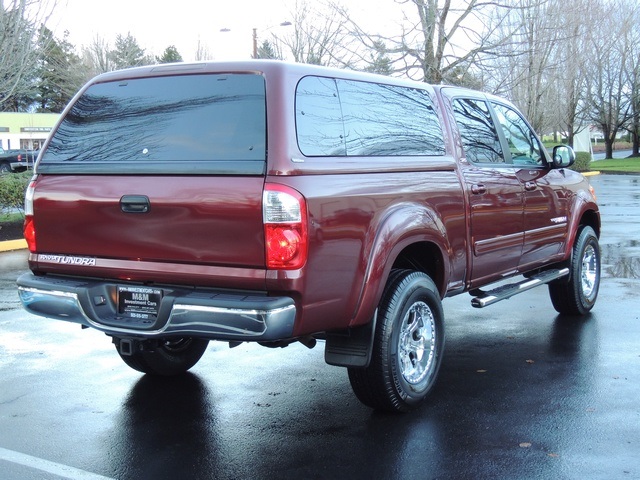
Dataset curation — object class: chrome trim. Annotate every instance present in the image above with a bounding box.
[18,286,90,324]
[166,303,296,338]
[471,267,569,308]
[18,282,296,341]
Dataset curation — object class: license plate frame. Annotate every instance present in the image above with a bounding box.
[117,286,163,320]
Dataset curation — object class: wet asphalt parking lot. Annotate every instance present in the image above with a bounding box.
[0,174,638,480]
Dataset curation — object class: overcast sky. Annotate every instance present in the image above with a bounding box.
[47,0,294,60]
[47,0,400,62]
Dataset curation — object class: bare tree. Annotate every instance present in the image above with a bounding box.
[336,0,519,84]
[81,32,153,74]
[585,0,635,159]
[274,0,357,67]
[194,37,213,61]
[486,0,571,134]
[550,0,596,147]
[0,0,57,111]
[81,35,112,76]
[624,6,640,157]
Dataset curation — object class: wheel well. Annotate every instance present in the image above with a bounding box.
[580,210,600,238]
[391,242,445,296]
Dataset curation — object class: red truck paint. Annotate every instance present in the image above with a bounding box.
[17,61,600,412]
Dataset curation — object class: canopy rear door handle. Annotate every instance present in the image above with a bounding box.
[120,195,151,213]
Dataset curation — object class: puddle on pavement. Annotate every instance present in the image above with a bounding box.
[600,242,640,279]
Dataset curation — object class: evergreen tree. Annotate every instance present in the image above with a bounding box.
[110,33,151,70]
[35,27,87,113]
[256,40,280,60]
[156,45,183,64]
[364,41,392,76]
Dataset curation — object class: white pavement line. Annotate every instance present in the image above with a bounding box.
[0,447,115,480]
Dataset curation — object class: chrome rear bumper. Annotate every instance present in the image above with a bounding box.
[17,273,296,341]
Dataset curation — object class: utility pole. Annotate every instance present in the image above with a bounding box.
[252,28,258,59]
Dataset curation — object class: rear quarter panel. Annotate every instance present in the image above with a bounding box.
[267,165,467,337]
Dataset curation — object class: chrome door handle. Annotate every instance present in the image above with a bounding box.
[471,184,487,195]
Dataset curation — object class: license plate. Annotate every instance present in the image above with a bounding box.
[117,286,163,320]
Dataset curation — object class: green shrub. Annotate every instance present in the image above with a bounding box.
[570,152,592,172]
[0,171,31,216]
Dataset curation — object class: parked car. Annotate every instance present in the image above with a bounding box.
[0,147,38,173]
[17,61,600,412]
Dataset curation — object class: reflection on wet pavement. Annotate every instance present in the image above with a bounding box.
[0,250,28,312]
[601,242,640,279]
[588,174,640,280]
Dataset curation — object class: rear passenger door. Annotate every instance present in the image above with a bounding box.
[448,94,525,287]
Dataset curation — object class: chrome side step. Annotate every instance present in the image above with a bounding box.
[471,268,570,308]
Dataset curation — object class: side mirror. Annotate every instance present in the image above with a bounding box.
[552,145,575,168]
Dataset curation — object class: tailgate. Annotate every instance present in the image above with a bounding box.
[31,174,265,269]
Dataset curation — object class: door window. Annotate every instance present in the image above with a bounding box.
[452,98,504,164]
[491,103,544,166]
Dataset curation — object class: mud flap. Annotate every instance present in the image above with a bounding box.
[324,311,377,368]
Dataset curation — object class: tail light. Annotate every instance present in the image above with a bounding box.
[263,184,308,270]
[24,176,37,252]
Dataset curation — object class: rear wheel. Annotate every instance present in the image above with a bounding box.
[114,337,209,376]
[549,226,600,315]
[0,162,10,174]
[348,270,445,412]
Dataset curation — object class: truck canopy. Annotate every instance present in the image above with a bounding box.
[31,72,269,277]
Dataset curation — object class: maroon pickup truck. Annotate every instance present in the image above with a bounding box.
[17,61,600,412]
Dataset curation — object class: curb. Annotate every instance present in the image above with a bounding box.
[0,239,27,252]
[583,171,600,177]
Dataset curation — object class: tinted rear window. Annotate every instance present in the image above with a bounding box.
[39,73,266,175]
[296,76,445,157]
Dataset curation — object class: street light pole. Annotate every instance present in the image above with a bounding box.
[252,22,292,59]
[252,28,258,59]
[221,22,291,60]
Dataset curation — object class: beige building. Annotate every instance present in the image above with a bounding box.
[0,112,60,151]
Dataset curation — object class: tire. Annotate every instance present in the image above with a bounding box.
[114,337,209,376]
[348,270,445,412]
[549,226,600,315]
[0,162,10,174]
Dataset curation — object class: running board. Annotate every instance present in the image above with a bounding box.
[471,268,569,308]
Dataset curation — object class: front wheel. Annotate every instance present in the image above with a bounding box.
[348,270,445,412]
[114,337,209,376]
[549,226,600,315]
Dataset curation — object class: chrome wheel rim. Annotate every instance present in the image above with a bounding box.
[581,244,598,299]
[398,301,436,385]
